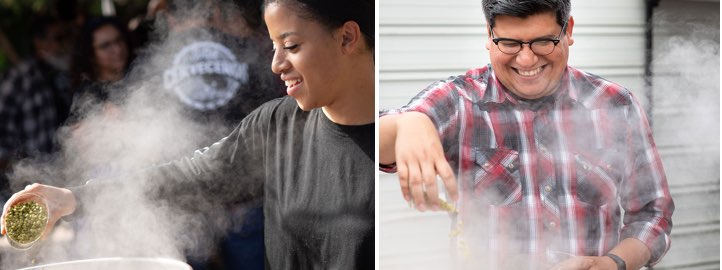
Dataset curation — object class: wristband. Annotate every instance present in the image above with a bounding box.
[605,253,626,270]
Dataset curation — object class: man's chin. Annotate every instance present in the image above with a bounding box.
[508,84,556,100]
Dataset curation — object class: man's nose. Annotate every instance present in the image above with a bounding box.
[515,45,538,67]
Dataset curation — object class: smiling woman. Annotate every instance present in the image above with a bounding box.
[264,0,375,124]
[1,0,375,270]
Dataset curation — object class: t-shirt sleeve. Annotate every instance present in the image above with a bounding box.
[67,98,285,219]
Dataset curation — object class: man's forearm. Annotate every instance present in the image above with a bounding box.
[608,238,651,270]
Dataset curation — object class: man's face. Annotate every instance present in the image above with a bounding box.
[34,22,73,71]
[486,12,574,99]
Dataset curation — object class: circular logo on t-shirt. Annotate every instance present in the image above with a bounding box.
[162,41,249,111]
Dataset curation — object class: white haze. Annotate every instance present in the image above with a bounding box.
[379,5,719,270]
[0,0,271,268]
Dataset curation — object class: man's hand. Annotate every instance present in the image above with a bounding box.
[381,112,458,212]
[548,256,618,270]
[1,184,77,238]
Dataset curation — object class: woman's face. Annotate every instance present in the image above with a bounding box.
[264,2,344,111]
[92,25,128,78]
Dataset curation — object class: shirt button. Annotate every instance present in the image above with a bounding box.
[549,221,556,227]
[483,162,491,169]
[507,163,515,169]
[544,185,552,193]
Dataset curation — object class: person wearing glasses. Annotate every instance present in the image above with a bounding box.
[379,0,674,269]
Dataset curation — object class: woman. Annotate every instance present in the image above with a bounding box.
[67,16,132,127]
[60,17,133,184]
[2,0,374,269]
[70,16,131,88]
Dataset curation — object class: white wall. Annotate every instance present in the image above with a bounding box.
[649,0,720,269]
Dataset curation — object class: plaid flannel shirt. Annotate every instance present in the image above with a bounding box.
[381,65,673,267]
[0,59,71,161]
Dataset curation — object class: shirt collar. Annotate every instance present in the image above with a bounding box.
[480,64,584,108]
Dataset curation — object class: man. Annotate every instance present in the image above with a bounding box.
[0,15,74,196]
[379,0,674,269]
[134,0,283,142]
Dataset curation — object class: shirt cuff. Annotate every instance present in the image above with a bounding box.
[378,109,403,173]
[379,163,397,173]
[620,218,672,266]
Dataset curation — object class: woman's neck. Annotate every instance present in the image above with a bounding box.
[321,55,375,126]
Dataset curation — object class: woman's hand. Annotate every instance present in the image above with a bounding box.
[1,184,77,238]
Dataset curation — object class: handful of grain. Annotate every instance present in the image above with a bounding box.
[5,200,48,247]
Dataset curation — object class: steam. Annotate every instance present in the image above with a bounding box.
[651,16,720,175]
[0,0,278,268]
[381,4,719,270]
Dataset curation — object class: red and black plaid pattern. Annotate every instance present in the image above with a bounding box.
[381,65,674,267]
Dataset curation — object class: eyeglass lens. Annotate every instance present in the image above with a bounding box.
[496,40,557,55]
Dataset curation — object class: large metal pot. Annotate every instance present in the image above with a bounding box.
[17,257,192,270]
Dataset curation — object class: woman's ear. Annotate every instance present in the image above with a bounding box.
[340,21,363,54]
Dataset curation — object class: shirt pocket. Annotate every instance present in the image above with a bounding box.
[573,149,622,207]
[471,147,522,206]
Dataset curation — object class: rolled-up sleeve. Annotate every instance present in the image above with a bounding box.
[619,97,674,266]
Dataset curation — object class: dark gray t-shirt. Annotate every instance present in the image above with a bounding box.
[74,96,375,269]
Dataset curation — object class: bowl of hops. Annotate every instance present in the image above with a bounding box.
[4,193,49,249]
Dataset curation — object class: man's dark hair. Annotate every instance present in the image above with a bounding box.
[482,0,570,29]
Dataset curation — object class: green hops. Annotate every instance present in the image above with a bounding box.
[5,201,48,245]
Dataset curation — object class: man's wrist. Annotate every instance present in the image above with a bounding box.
[605,253,626,270]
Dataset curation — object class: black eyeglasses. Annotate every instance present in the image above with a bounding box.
[490,21,567,56]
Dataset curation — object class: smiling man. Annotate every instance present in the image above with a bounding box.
[379,0,674,269]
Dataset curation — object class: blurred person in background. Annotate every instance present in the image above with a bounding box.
[67,16,133,128]
[59,16,134,191]
[60,1,281,269]
[0,15,75,200]
[67,1,282,269]
[145,1,284,269]
[379,0,674,269]
[138,0,284,134]
[2,0,374,269]
[128,0,168,54]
